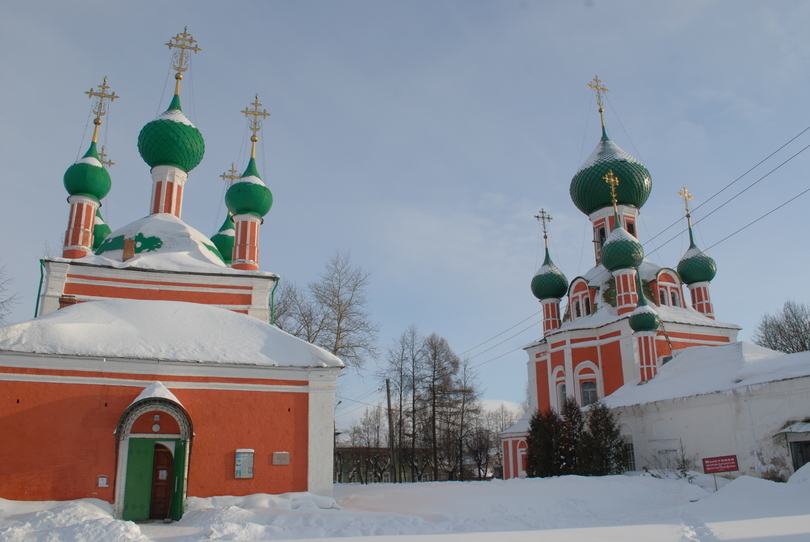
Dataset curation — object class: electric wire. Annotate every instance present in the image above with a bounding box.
[456,310,541,356]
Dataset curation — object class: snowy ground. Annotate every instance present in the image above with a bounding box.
[2,467,809,542]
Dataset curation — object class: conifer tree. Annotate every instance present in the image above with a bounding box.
[579,401,628,476]
[560,396,584,475]
[526,408,564,477]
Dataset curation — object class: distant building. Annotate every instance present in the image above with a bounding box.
[501,79,807,480]
[0,30,342,521]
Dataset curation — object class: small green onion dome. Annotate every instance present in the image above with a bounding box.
[629,272,660,332]
[570,129,652,216]
[63,142,112,201]
[601,221,644,272]
[93,209,112,251]
[531,247,569,300]
[225,157,273,217]
[137,95,205,173]
[677,233,717,285]
[210,214,235,265]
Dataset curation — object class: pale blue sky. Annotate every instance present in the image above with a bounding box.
[3,1,810,426]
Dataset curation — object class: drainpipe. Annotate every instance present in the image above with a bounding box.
[269,276,280,325]
[34,259,46,318]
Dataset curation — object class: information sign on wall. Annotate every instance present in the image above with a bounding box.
[235,449,255,479]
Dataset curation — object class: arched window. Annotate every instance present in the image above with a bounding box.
[598,227,606,249]
[627,222,636,237]
[581,381,597,406]
[584,297,591,315]
[659,289,667,306]
[574,300,581,318]
[557,383,567,411]
[671,291,680,307]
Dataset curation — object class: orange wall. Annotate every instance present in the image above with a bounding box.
[599,340,624,395]
[0,377,310,503]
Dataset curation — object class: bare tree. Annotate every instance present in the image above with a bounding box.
[752,300,810,354]
[0,262,19,324]
[422,333,460,480]
[275,251,379,369]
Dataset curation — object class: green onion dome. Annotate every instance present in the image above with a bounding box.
[677,229,716,285]
[570,129,652,216]
[63,142,112,201]
[601,220,644,272]
[137,95,205,172]
[531,247,568,300]
[93,209,112,251]
[629,272,660,332]
[225,157,273,217]
[210,214,235,265]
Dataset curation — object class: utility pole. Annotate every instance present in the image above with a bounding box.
[386,378,397,483]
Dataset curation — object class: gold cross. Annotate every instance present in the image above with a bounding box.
[534,209,552,238]
[242,94,271,138]
[220,163,240,187]
[98,146,115,168]
[604,169,620,206]
[86,77,119,122]
[587,75,608,110]
[166,27,201,74]
[677,185,693,216]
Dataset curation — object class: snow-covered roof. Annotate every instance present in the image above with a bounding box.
[605,342,810,408]
[64,214,275,277]
[0,299,343,368]
[131,381,183,406]
[501,407,532,437]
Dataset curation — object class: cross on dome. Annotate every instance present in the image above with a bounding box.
[220,163,240,187]
[98,145,114,168]
[241,94,270,157]
[85,77,119,142]
[534,209,552,244]
[588,75,608,126]
[166,27,200,95]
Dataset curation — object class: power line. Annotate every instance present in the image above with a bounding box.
[646,124,810,247]
[457,310,541,356]
[466,317,544,362]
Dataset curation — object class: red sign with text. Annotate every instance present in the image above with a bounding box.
[702,455,739,474]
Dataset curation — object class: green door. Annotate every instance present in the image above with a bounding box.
[122,439,154,521]
[123,439,188,521]
[169,440,187,520]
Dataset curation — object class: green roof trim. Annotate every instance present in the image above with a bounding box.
[210,214,235,265]
[92,209,112,251]
[95,232,163,256]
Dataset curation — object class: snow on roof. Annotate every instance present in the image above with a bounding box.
[68,214,275,277]
[0,299,343,368]
[131,381,183,406]
[605,342,810,408]
[501,407,532,437]
[575,138,642,174]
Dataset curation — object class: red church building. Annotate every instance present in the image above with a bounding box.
[502,79,739,479]
[0,29,342,520]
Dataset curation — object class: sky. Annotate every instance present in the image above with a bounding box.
[3,1,810,428]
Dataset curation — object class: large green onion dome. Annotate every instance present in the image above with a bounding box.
[531,247,568,300]
[629,273,660,332]
[92,209,112,251]
[137,95,205,172]
[225,157,273,217]
[570,128,652,216]
[601,219,644,272]
[64,142,112,201]
[677,229,717,285]
[210,213,235,265]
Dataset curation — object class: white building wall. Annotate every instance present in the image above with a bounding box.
[613,376,810,481]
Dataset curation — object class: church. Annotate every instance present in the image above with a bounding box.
[0,29,342,521]
[501,78,809,480]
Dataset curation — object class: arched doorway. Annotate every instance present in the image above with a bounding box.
[114,396,193,521]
